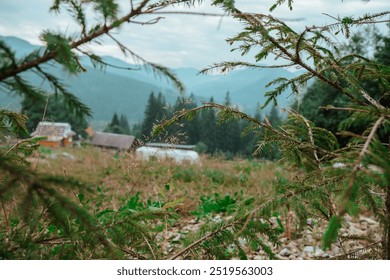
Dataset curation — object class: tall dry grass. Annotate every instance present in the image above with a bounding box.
[34,146,283,213]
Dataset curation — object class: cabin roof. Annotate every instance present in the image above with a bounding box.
[91,132,136,150]
[145,142,196,150]
[31,121,75,142]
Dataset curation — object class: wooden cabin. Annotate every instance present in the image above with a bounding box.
[90,131,137,151]
[31,122,76,147]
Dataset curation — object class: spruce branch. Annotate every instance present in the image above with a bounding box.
[339,115,385,216]
[0,0,146,81]
[290,110,321,168]
[169,221,240,260]
[208,6,389,108]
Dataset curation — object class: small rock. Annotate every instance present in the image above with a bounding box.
[172,234,181,242]
[359,217,377,225]
[307,218,316,226]
[303,246,314,253]
[344,215,353,222]
[360,223,368,231]
[314,248,324,257]
[304,234,314,244]
[332,246,340,255]
[287,241,298,249]
[279,237,288,243]
[279,248,291,257]
[269,217,279,227]
[291,248,299,254]
[253,256,263,260]
[212,215,222,223]
[227,245,236,254]
[349,226,365,236]
[238,237,247,247]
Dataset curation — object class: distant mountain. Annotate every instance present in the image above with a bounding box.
[177,67,299,112]
[0,36,179,127]
[0,35,303,127]
[0,36,43,57]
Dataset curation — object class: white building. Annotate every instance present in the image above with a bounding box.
[136,143,200,164]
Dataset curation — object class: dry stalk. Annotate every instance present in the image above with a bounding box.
[169,222,239,260]
[1,201,9,232]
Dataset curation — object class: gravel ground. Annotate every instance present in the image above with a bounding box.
[157,214,382,260]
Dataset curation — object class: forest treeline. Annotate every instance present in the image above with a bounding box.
[106,25,390,158]
[141,92,281,158]
[21,27,389,160]
[105,91,282,159]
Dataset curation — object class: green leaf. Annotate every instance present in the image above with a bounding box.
[269,4,278,12]
[322,216,343,249]
[94,0,119,21]
[41,32,81,74]
[77,193,84,203]
[47,225,57,233]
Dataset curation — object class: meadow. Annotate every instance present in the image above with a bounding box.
[21,146,380,260]
[0,145,288,259]
[34,146,280,215]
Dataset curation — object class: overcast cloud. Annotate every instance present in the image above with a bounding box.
[0,0,389,68]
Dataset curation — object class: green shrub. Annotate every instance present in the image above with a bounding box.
[203,169,226,184]
[193,192,243,218]
[172,167,197,182]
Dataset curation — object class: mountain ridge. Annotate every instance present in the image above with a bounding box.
[0,35,302,127]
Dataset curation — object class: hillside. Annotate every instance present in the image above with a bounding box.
[0,36,303,126]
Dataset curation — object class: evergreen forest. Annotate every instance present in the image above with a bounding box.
[1,0,390,262]
[128,91,281,159]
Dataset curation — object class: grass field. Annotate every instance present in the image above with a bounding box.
[34,146,282,214]
[2,145,382,259]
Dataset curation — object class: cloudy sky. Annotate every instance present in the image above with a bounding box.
[0,0,389,69]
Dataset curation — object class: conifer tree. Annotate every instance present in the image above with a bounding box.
[215,91,241,155]
[0,0,216,260]
[170,94,200,144]
[185,93,201,144]
[141,92,157,139]
[111,113,120,128]
[207,0,390,259]
[104,112,131,134]
[200,97,218,153]
[156,0,390,259]
[141,92,170,140]
[119,114,131,134]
